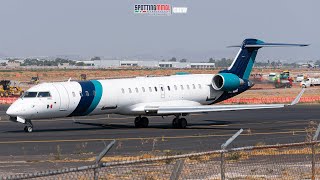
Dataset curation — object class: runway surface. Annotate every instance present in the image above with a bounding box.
[0,104,319,159]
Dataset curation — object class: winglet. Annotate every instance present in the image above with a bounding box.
[289,88,306,106]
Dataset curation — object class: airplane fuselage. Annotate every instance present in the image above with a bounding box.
[7,74,250,120]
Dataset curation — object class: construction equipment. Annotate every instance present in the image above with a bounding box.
[29,75,39,84]
[274,71,293,88]
[80,74,87,81]
[0,80,24,97]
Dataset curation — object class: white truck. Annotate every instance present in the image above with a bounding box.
[296,74,305,82]
[300,78,320,88]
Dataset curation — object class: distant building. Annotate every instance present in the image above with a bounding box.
[159,62,214,69]
[58,63,70,68]
[7,60,21,67]
[94,60,120,68]
[190,63,215,69]
[120,60,139,67]
[297,62,317,68]
[76,60,94,66]
[159,62,173,68]
[94,60,215,69]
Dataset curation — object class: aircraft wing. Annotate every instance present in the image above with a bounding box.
[144,88,305,115]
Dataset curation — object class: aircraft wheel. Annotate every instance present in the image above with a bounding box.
[134,117,142,128]
[141,117,149,128]
[178,118,187,129]
[172,118,179,128]
[24,126,33,133]
[135,117,149,128]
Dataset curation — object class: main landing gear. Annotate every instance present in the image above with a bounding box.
[134,115,188,129]
[134,116,149,128]
[172,116,187,129]
[24,119,33,133]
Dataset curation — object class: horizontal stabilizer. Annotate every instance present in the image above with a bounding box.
[228,43,309,48]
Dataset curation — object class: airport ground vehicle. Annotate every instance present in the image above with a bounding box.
[80,74,87,81]
[29,76,39,84]
[251,73,263,83]
[274,71,293,88]
[300,78,320,88]
[268,73,277,82]
[296,74,305,82]
[0,80,24,97]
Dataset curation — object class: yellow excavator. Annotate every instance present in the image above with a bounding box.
[0,80,24,97]
[29,75,40,84]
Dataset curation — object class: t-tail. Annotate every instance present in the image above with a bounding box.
[212,38,308,92]
[220,38,309,80]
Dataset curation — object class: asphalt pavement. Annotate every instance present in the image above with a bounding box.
[0,104,319,157]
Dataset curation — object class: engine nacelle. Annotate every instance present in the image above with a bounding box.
[212,73,244,91]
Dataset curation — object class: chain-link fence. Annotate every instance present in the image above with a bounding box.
[2,141,320,180]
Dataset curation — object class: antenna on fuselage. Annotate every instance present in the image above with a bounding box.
[67,78,71,82]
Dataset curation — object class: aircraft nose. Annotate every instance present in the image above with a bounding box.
[6,104,17,117]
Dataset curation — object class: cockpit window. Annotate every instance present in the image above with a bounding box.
[23,92,38,98]
[37,92,51,98]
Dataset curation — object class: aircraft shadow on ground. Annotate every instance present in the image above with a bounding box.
[74,120,239,130]
[6,120,238,133]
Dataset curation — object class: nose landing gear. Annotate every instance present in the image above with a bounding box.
[24,120,33,133]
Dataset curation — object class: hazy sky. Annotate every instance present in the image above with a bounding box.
[0,0,319,62]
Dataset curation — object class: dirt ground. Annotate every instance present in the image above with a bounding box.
[0,68,319,98]
[1,68,320,82]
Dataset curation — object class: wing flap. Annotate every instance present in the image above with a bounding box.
[154,104,285,114]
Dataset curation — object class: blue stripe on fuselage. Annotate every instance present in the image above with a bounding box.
[83,80,103,115]
[68,81,95,117]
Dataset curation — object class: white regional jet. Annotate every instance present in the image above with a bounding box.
[6,39,307,132]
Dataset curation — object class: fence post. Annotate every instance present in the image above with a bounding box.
[312,143,316,180]
[220,152,225,180]
[311,124,320,180]
[94,140,116,180]
[169,159,185,180]
[220,129,243,180]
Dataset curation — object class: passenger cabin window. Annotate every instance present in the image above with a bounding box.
[142,87,145,92]
[149,87,152,92]
[121,88,125,94]
[154,87,158,91]
[161,87,164,91]
[167,86,170,91]
[180,85,184,90]
[93,90,96,96]
[128,88,132,93]
[72,92,76,97]
[198,84,202,89]
[192,84,196,89]
[187,85,190,90]
[37,92,51,98]
[85,91,89,96]
[135,88,139,93]
[174,85,177,90]
[23,91,38,98]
